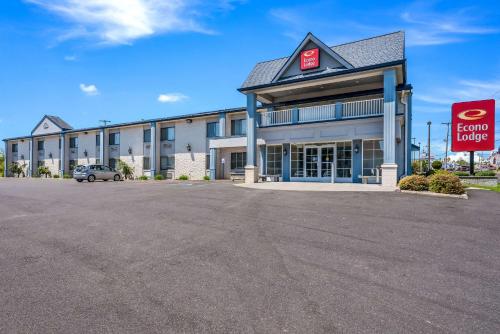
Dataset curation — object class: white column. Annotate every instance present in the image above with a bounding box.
[381,69,398,187]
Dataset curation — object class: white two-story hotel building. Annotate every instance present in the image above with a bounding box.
[3,31,413,186]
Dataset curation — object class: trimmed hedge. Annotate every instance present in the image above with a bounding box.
[138,175,149,180]
[178,175,189,180]
[454,171,469,177]
[154,174,165,180]
[475,170,496,177]
[399,175,429,191]
[428,173,465,195]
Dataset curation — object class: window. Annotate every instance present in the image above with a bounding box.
[96,158,101,165]
[231,152,246,170]
[109,158,118,170]
[96,134,100,146]
[69,160,77,170]
[143,129,151,143]
[160,155,175,170]
[231,119,247,136]
[37,140,44,151]
[109,132,120,145]
[12,143,18,153]
[206,122,219,138]
[143,156,151,170]
[160,127,175,141]
[363,140,383,176]
[206,154,211,170]
[291,144,304,177]
[59,138,61,149]
[69,137,78,149]
[37,160,44,168]
[336,141,352,178]
[266,145,282,176]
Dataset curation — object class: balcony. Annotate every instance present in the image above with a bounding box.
[259,98,384,127]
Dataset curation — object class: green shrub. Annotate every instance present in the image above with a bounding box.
[138,175,149,180]
[475,170,496,177]
[178,174,189,180]
[203,175,210,181]
[399,175,429,191]
[428,172,465,195]
[37,165,51,178]
[431,160,442,170]
[453,171,469,177]
[63,174,72,179]
[154,174,165,180]
[52,174,60,179]
[118,160,134,180]
[9,162,26,177]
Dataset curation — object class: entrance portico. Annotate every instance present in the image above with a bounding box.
[240,31,410,186]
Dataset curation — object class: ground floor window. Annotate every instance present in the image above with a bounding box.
[96,158,101,165]
[336,141,352,178]
[231,152,246,170]
[109,158,118,170]
[363,140,383,176]
[291,144,304,177]
[37,160,44,168]
[69,160,77,171]
[267,145,282,176]
[143,156,151,170]
[160,155,175,170]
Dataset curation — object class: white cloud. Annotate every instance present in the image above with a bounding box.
[158,93,187,103]
[25,0,241,45]
[79,83,99,96]
[415,79,500,106]
[401,5,498,46]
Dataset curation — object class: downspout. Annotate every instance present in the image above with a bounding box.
[400,90,409,176]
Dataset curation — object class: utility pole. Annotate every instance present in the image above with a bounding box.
[441,122,450,170]
[427,121,432,171]
[99,120,111,127]
[418,141,421,172]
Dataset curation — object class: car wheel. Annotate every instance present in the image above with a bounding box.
[76,179,83,183]
[113,174,121,181]
[88,175,96,182]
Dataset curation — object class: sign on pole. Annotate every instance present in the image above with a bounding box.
[451,99,495,152]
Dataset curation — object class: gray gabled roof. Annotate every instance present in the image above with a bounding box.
[240,31,405,90]
[46,115,73,130]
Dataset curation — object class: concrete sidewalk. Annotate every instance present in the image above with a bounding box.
[235,181,397,192]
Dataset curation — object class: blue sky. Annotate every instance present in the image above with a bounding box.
[1,0,499,159]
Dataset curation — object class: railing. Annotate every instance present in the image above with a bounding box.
[258,97,385,127]
[298,104,336,123]
[342,98,384,119]
[260,108,292,127]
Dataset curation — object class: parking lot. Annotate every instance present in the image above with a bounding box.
[0,178,499,333]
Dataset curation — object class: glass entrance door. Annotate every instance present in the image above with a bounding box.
[305,147,318,178]
[321,146,334,180]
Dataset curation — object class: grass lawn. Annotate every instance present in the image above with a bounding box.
[466,184,500,192]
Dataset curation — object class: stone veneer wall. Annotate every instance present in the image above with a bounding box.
[174,119,208,180]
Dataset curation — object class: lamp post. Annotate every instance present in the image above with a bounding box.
[427,121,431,171]
[441,122,450,170]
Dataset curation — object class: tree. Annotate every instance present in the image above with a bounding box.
[431,160,442,170]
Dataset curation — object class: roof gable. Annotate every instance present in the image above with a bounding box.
[240,31,405,90]
[31,115,73,135]
[272,33,353,83]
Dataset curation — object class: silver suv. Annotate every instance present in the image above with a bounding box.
[73,164,122,182]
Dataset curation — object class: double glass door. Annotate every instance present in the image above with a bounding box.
[305,145,335,181]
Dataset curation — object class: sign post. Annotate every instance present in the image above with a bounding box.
[451,99,495,175]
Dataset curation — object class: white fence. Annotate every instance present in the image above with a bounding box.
[260,108,292,127]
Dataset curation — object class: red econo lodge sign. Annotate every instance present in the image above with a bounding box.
[451,99,495,152]
[300,48,319,70]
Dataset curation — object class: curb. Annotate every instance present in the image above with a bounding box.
[399,189,468,199]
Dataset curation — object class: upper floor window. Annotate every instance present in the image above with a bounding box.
[12,143,18,153]
[160,127,175,141]
[143,128,151,143]
[37,140,44,151]
[231,119,247,136]
[69,137,78,149]
[96,134,100,146]
[109,132,120,145]
[206,122,219,138]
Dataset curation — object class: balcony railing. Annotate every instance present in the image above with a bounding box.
[342,98,384,119]
[259,98,384,127]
